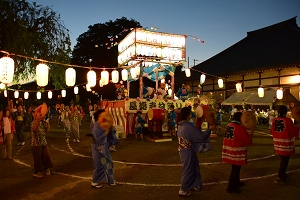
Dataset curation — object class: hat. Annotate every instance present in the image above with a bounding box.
[34,103,48,119]
[291,106,300,122]
[99,111,113,130]
[241,111,256,130]
[205,107,216,126]
[195,105,203,118]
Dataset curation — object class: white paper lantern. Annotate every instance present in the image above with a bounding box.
[130,67,137,79]
[86,84,91,91]
[4,90,7,97]
[111,70,119,83]
[218,78,223,88]
[61,89,66,97]
[74,86,78,94]
[99,79,104,87]
[14,91,19,98]
[48,91,53,99]
[24,92,29,99]
[276,88,283,100]
[36,63,49,87]
[101,70,109,85]
[185,68,191,77]
[121,69,128,81]
[258,87,264,98]
[135,66,141,76]
[168,88,172,96]
[161,79,165,83]
[65,67,76,86]
[236,82,242,92]
[0,83,5,89]
[37,91,41,99]
[200,74,206,84]
[0,57,14,84]
[87,70,96,87]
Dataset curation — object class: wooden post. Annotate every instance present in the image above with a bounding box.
[155,71,159,92]
[127,81,130,98]
[139,76,143,98]
[171,75,175,99]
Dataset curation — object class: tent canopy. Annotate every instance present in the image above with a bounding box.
[222,89,300,106]
[221,92,254,105]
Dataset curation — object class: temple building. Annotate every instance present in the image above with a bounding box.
[175,17,300,104]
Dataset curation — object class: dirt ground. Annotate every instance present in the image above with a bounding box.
[0,118,300,200]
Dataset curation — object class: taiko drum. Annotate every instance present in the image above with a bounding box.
[147,108,165,121]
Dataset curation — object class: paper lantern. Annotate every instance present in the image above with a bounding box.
[111,70,119,83]
[4,90,7,97]
[168,88,172,96]
[14,91,19,98]
[65,67,76,86]
[218,78,223,88]
[130,67,137,79]
[48,91,53,99]
[37,91,41,99]
[74,86,78,94]
[99,79,103,87]
[87,70,96,87]
[101,70,109,85]
[0,83,5,89]
[200,74,206,84]
[61,89,66,97]
[86,84,91,91]
[135,66,141,76]
[258,87,264,98]
[121,69,128,81]
[36,63,49,87]
[161,79,165,83]
[24,92,29,99]
[276,88,283,100]
[185,68,191,77]
[0,57,14,84]
[236,82,242,92]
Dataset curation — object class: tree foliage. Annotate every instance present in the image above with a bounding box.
[0,0,72,89]
[72,17,141,68]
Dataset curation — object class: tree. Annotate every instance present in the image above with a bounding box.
[0,0,72,89]
[71,17,141,100]
[72,17,141,68]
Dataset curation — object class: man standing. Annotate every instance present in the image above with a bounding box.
[271,105,299,184]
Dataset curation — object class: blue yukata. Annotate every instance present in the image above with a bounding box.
[176,88,189,101]
[177,121,211,192]
[91,122,119,185]
[168,110,177,128]
[135,116,145,134]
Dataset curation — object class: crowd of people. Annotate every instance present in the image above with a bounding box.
[0,100,299,197]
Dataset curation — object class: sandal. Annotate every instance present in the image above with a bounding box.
[91,183,103,189]
[190,186,202,192]
[107,183,117,187]
[179,191,193,197]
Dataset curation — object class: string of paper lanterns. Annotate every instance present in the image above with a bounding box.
[187,66,287,99]
[0,50,289,100]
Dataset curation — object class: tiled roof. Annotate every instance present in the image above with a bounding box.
[176,17,300,82]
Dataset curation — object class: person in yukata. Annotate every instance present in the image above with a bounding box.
[177,107,214,197]
[168,105,177,139]
[91,109,119,188]
[175,84,189,102]
[135,110,145,141]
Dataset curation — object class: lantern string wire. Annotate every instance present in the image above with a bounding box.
[1,49,266,95]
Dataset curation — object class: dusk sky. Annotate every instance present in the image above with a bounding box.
[30,0,300,67]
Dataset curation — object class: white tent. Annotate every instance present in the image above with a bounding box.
[221,92,254,105]
[222,89,300,106]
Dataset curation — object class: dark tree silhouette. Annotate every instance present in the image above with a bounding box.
[0,0,72,89]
